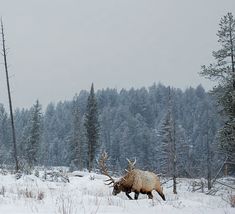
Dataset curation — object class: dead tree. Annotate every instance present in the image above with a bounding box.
[1,18,19,171]
[172,120,177,194]
[205,105,212,190]
[160,87,177,194]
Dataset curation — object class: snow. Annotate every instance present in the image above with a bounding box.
[0,171,234,214]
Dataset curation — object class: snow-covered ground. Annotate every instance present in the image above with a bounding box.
[0,170,234,214]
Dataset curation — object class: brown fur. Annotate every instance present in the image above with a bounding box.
[112,169,165,200]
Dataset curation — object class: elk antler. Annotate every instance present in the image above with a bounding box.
[125,158,136,172]
[99,152,115,185]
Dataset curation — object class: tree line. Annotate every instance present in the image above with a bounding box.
[0,83,224,178]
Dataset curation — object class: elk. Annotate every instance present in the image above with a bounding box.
[99,152,166,200]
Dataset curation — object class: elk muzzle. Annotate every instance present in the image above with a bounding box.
[112,183,121,195]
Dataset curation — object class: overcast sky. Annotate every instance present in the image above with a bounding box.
[0,0,234,109]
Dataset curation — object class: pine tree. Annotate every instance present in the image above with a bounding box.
[200,12,235,167]
[41,103,56,166]
[84,83,99,172]
[70,95,83,171]
[16,109,31,164]
[159,88,177,194]
[25,100,42,169]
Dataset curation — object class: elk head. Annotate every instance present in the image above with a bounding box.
[99,152,136,196]
[99,152,125,196]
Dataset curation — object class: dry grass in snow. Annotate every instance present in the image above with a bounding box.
[0,170,234,214]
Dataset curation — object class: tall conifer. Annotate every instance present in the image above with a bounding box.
[200,12,235,164]
[25,100,42,168]
[84,83,99,172]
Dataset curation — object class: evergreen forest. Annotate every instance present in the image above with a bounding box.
[0,83,225,178]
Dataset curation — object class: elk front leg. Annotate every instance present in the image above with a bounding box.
[125,190,133,200]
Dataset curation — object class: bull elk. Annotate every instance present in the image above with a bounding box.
[99,152,166,200]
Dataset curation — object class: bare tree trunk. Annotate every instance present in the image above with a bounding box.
[206,145,212,190]
[173,120,177,194]
[168,87,177,194]
[205,105,212,190]
[1,18,19,172]
[212,156,228,185]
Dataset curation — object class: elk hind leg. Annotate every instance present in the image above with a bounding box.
[147,192,153,199]
[134,191,139,200]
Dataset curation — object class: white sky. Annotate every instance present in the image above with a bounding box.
[0,0,234,109]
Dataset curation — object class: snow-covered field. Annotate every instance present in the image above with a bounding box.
[0,170,234,214]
